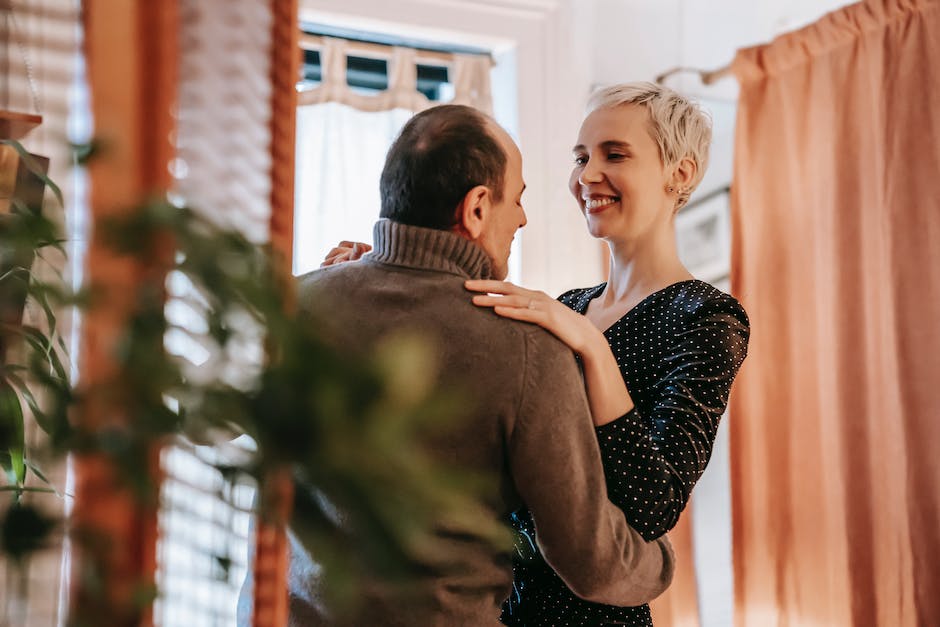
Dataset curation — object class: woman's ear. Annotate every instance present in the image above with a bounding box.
[454,185,491,240]
[669,157,697,191]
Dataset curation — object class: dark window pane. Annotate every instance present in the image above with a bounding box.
[301,49,321,84]
[346,56,388,92]
[416,64,449,100]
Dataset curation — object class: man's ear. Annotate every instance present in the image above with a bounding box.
[453,185,491,240]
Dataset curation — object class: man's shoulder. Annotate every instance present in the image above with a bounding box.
[455,295,574,353]
[297,261,365,290]
[296,261,381,308]
[296,263,576,361]
[519,324,580,368]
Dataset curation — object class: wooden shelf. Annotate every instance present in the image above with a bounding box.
[0,110,44,140]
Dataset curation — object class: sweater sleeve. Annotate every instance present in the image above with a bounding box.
[507,329,675,606]
[594,297,750,541]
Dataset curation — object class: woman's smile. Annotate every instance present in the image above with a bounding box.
[583,195,620,213]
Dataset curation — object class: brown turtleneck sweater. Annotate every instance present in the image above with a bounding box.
[287,220,674,626]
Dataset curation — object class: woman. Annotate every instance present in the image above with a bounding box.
[465,82,749,626]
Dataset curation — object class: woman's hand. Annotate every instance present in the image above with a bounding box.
[464,280,605,356]
[321,241,372,268]
[465,279,634,425]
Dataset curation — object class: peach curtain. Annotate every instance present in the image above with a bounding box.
[649,514,700,627]
[729,1,940,626]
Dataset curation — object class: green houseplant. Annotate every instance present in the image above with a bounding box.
[0,139,72,502]
[95,199,508,611]
[0,138,72,623]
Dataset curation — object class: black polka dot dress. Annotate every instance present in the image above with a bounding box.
[501,279,750,626]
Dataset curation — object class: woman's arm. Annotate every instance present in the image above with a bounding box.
[579,331,636,426]
[468,279,750,540]
[594,300,750,540]
[465,279,633,426]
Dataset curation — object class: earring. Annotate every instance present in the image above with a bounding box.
[666,185,675,193]
[677,188,691,208]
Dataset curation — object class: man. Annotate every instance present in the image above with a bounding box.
[291,104,674,625]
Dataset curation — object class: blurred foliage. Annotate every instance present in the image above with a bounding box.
[1,139,74,503]
[98,200,509,608]
[1,138,75,626]
[1,140,510,620]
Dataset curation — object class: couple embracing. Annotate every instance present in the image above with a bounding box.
[285,82,749,627]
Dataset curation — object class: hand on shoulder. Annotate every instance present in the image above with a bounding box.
[464,279,605,356]
[320,240,372,267]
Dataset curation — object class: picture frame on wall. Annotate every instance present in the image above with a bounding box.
[675,189,731,286]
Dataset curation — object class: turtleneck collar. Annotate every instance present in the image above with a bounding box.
[366,219,494,280]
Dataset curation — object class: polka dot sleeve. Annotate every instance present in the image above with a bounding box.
[593,296,749,541]
[499,283,749,626]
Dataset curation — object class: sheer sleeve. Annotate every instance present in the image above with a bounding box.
[593,296,749,541]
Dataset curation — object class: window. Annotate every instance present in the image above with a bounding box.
[292,29,497,276]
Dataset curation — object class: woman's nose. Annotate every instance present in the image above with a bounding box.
[579,159,603,185]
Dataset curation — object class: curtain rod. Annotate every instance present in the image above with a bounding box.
[301,34,452,66]
[655,64,733,86]
[300,23,493,62]
[300,33,498,67]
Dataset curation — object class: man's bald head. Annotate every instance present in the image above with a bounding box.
[379,104,507,230]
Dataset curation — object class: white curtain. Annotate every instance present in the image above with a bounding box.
[292,103,412,276]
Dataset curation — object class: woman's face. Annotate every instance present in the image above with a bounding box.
[569,104,672,243]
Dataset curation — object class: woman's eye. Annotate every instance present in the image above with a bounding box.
[573,155,587,166]
[608,153,626,160]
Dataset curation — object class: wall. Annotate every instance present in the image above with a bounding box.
[589,0,858,200]
[591,0,858,100]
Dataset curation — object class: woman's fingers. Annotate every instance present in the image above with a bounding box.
[473,285,593,352]
[320,241,372,267]
[465,280,554,306]
[464,279,524,295]
[320,251,350,267]
[473,294,553,327]
[492,305,546,322]
[472,294,534,309]
[337,240,370,251]
[349,242,372,257]
[321,248,362,267]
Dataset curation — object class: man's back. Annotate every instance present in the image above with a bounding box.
[289,220,672,626]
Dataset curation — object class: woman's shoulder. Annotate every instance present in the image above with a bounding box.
[667,280,749,325]
[661,282,751,366]
[633,281,750,368]
[557,283,606,311]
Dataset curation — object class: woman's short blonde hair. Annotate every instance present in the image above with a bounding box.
[587,82,712,199]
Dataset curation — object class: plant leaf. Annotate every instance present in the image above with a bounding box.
[5,325,68,382]
[0,486,57,494]
[26,281,60,337]
[0,382,26,487]
[24,460,62,496]
[3,372,52,435]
